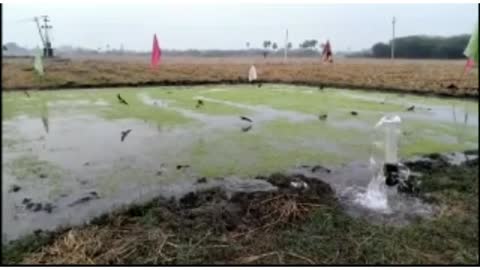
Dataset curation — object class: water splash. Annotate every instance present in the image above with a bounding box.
[353,115,409,213]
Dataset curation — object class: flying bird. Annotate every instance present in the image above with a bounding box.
[120,129,132,142]
[117,94,128,105]
[240,116,253,122]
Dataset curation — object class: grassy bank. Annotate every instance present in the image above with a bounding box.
[3,158,478,265]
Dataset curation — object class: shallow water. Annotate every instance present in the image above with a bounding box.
[289,162,438,226]
[2,84,478,242]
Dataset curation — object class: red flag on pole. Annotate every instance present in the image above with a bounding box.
[151,34,161,69]
[463,58,475,75]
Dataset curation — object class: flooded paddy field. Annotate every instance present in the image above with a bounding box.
[2,84,478,243]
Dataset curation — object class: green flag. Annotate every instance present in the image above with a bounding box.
[33,50,44,76]
[464,23,478,65]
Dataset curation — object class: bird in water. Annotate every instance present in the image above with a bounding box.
[241,125,252,132]
[406,105,415,111]
[318,114,328,120]
[41,116,49,133]
[117,94,128,105]
[258,83,262,88]
[350,111,358,116]
[196,99,204,109]
[120,129,132,142]
[318,85,324,90]
[176,164,190,170]
[240,116,253,122]
[23,91,30,97]
[242,125,252,132]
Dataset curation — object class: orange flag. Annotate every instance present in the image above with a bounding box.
[151,34,161,69]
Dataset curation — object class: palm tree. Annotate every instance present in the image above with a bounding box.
[263,40,272,58]
[263,40,272,50]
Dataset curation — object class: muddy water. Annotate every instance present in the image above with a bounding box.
[2,84,478,242]
[289,162,437,226]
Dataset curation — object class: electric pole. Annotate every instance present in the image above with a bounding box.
[391,16,396,60]
[284,29,288,63]
[34,15,54,57]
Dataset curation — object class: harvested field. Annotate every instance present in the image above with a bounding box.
[2,57,478,97]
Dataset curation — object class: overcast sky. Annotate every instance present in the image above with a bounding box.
[3,3,478,51]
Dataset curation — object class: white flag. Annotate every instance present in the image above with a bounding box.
[248,65,257,82]
[33,50,44,76]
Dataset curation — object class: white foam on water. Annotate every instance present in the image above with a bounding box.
[353,174,392,214]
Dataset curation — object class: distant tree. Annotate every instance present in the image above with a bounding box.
[287,42,293,50]
[2,45,7,51]
[299,40,318,50]
[272,42,278,51]
[263,40,272,50]
[370,34,470,59]
[372,42,390,58]
[246,42,250,49]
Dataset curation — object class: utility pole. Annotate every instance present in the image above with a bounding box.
[391,16,396,60]
[34,15,54,57]
[284,29,288,63]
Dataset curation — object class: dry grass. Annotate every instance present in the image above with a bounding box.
[2,56,478,97]
[22,216,176,265]
[248,194,319,229]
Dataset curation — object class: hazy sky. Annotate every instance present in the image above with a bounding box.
[3,3,478,51]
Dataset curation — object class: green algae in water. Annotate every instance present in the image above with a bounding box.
[189,126,347,178]
[2,89,193,127]
[2,84,478,179]
[200,84,406,114]
[5,155,68,199]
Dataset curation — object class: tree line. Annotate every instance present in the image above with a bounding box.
[366,34,471,59]
[4,34,472,59]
